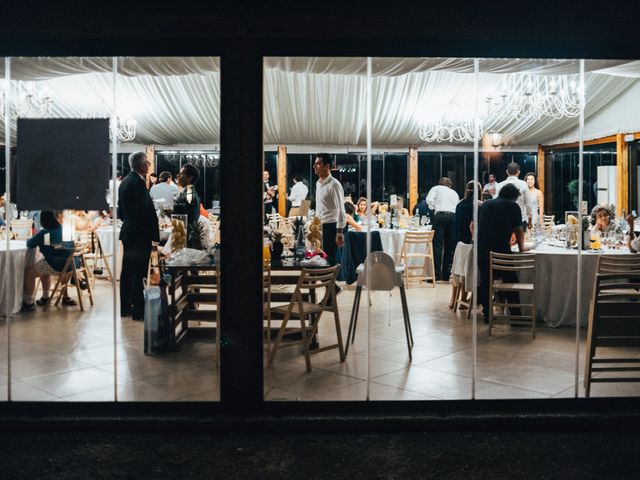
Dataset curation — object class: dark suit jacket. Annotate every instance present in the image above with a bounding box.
[118,172,160,245]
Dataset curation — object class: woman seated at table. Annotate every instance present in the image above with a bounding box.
[355,197,379,221]
[395,196,410,217]
[590,204,623,236]
[344,202,362,232]
[160,214,213,256]
[22,211,80,310]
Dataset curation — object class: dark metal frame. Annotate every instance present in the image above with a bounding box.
[3,2,640,421]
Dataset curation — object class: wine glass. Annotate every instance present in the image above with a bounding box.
[420,215,427,227]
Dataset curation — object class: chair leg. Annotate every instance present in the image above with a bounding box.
[299,315,313,372]
[400,287,413,360]
[331,300,346,362]
[267,314,289,367]
[466,293,473,320]
[345,286,362,357]
[430,255,436,287]
[72,270,84,311]
[45,275,63,311]
[488,287,494,336]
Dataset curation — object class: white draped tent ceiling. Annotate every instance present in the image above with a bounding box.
[2,56,640,148]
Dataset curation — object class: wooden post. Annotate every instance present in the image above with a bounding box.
[408,146,418,213]
[616,133,629,216]
[145,145,155,189]
[537,145,545,195]
[277,145,287,217]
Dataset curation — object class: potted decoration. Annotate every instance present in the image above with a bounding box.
[269,230,284,258]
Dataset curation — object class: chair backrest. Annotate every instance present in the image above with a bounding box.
[360,251,400,291]
[401,230,434,257]
[298,199,311,217]
[10,219,33,240]
[597,254,640,274]
[543,214,555,223]
[490,252,535,273]
[590,273,640,348]
[294,265,340,306]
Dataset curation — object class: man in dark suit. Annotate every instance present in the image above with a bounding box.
[118,151,160,320]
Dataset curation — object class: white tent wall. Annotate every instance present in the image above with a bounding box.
[545,79,640,146]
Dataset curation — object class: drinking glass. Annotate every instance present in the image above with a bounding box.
[420,215,427,227]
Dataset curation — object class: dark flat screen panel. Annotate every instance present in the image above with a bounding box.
[16,118,110,210]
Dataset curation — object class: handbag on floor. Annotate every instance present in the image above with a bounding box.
[143,252,167,355]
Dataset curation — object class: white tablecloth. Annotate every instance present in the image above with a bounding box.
[525,243,632,327]
[367,227,432,264]
[96,226,123,280]
[0,241,28,316]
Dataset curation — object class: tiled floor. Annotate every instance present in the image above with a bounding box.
[1,281,639,401]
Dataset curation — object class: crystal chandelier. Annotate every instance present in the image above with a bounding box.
[0,80,53,119]
[484,74,581,120]
[418,120,482,143]
[111,116,137,142]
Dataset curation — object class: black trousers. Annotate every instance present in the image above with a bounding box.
[322,222,338,266]
[433,212,455,280]
[120,240,152,318]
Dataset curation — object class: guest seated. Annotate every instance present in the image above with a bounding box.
[395,196,410,217]
[344,202,362,232]
[590,204,622,235]
[628,214,639,253]
[22,211,80,311]
[355,197,379,221]
[71,210,97,232]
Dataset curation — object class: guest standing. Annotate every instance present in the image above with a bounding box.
[524,173,544,227]
[477,183,528,323]
[483,174,497,198]
[287,175,309,215]
[454,181,482,245]
[314,153,346,266]
[173,164,201,228]
[150,171,180,211]
[263,170,277,221]
[426,177,460,281]
[495,162,530,231]
[118,152,160,320]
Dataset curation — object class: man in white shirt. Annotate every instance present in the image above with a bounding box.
[494,162,530,231]
[426,177,460,281]
[149,171,180,211]
[483,173,497,198]
[288,175,309,209]
[314,153,346,266]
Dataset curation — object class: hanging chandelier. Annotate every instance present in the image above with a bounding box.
[418,120,482,143]
[0,80,54,119]
[110,116,137,142]
[484,74,581,120]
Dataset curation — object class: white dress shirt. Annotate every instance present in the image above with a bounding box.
[315,174,346,229]
[150,182,180,209]
[495,176,530,222]
[426,185,460,213]
[288,181,309,207]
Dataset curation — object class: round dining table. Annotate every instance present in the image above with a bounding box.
[0,240,28,315]
[524,242,634,327]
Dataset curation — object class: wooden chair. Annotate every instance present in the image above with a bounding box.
[489,252,536,338]
[76,231,113,285]
[346,252,413,360]
[597,255,640,274]
[9,219,33,240]
[584,272,640,397]
[267,265,345,372]
[400,230,436,288]
[45,246,94,311]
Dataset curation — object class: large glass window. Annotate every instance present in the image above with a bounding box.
[1,56,221,402]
